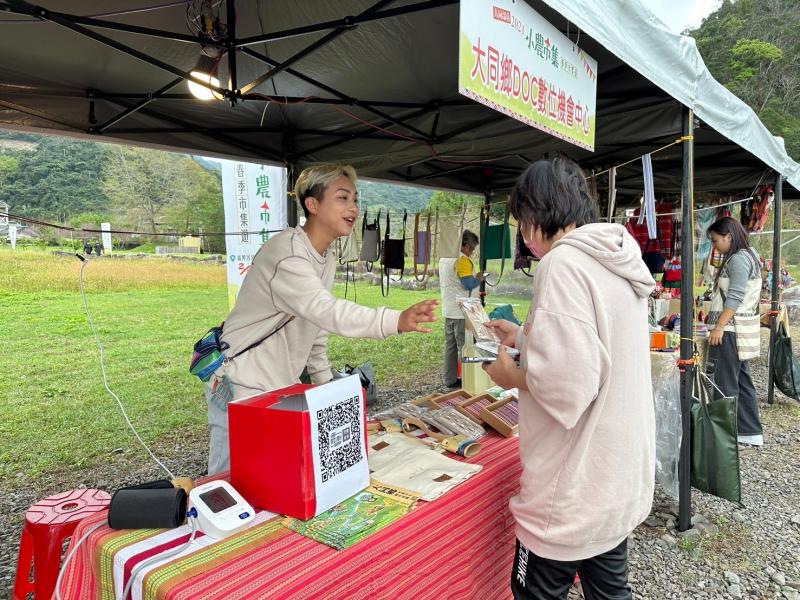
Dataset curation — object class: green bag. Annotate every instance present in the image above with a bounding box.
[690,370,741,504]
[482,222,511,260]
[772,322,800,400]
[488,304,521,325]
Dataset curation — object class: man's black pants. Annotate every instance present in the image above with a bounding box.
[511,538,632,600]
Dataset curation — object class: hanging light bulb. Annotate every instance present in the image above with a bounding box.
[188,54,221,101]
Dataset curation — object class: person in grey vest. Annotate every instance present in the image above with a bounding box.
[706,217,763,446]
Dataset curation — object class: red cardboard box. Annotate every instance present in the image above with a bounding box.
[229,382,369,520]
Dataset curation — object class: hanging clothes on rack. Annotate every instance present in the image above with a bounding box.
[628,202,674,259]
[672,217,682,258]
[606,166,617,223]
[717,204,732,220]
[670,192,682,258]
[695,209,716,265]
[639,153,657,239]
[751,185,773,233]
[740,195,755,230]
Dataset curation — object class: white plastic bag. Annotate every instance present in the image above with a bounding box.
[650,353,682,499]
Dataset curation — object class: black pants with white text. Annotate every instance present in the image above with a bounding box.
[511,538,632,600]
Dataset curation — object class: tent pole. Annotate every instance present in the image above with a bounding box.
[767,173,783,405]
[0,0,217,46]
[240,0,396,96]
[93,78,183,133]
[239,47,437,142]
[226,0,238,103]
[480,191,491,307]
[677,106,694,532]
[287,162,299,228]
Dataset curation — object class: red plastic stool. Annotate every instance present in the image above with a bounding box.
[13,488,110,600]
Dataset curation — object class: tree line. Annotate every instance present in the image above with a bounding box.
[0,131,444,254]
[691,0,800,159]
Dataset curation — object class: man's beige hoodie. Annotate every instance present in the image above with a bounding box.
[511,223,656,561]
[219,226,401,397]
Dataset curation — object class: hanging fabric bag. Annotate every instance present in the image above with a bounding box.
[438,205,466,259]
[413,211,432,282]
[359,209,381,271]
[773,321,800,401]
[380,210,407,296]
[642,237,666,274]
[481,207,511,286]
[690,369,741,504]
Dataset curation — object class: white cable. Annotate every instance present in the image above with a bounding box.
[781,234,800,248]
[120,517,198,600]
[55,521,106,600]
[259,102,271,127]
[78,258,175,479]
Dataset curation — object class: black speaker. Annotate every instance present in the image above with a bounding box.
[108,487,187,529]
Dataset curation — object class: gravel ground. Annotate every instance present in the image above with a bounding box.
[2,337,798,599]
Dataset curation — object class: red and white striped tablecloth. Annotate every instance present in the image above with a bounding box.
[56,433,521,599]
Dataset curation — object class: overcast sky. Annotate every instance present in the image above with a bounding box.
[649,0,722,33]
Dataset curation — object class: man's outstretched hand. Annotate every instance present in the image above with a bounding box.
[399,299,440,333]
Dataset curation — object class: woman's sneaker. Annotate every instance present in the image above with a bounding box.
[737,434,763,447]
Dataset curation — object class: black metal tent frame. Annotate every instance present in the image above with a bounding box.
[0,0,793,533]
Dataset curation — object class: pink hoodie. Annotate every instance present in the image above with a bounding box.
[511,223,656,561]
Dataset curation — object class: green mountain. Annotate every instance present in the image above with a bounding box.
[691,0,800,160]
[357,179,436,215]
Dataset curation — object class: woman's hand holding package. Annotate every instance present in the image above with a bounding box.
[482,345,527,391]
[398,299,439,333]
[485,319,520,347]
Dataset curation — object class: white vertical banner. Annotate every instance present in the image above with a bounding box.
[101,222,113,254]
[306,375,369,516]
[8,224,17,249]
[220,161,288,309]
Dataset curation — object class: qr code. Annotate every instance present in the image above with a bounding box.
[317,395,362,483]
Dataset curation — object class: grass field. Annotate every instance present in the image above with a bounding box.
[0,249,531,480]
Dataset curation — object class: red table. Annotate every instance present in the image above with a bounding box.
[55,434,521,599]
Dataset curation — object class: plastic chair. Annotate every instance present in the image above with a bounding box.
[13,488,110,600]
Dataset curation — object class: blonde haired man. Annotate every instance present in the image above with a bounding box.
[206,164,438,473]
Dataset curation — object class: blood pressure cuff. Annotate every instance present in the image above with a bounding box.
[108,487,187,529]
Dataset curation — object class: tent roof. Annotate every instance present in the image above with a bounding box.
[0,0,798,197]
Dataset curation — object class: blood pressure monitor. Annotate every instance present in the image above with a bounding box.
[188,480,255,539]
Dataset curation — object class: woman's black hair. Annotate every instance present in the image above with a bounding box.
[509,157,598,238]
[707,216,758,281]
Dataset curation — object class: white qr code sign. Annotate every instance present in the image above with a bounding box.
[306,375,369,516]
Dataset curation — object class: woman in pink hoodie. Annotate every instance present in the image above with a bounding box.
[485,157,656,600]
